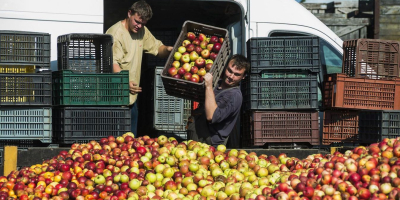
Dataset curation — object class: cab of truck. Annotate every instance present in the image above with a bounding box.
[104,0,344,76]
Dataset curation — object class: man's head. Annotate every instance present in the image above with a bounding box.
[127,1,153,33]
[221,54,250,88]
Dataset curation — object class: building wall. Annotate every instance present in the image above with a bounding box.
[379,0,400,41]
[0,0,104,70]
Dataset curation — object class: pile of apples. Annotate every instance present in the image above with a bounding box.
[167,32,224,83]
[3,133,400,200]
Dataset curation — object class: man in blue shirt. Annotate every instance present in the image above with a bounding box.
[187,54,250,146]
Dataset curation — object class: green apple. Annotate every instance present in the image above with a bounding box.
[189,163,199,172]
[120,174,129,183]
[147,184,156,192]
[174,52,182,61]
[113,173,121,182]
[180,54,190,63]
[146,173,157,183]
[94,175,106,184]
[158,155,166,163]
[166,156,176,166]
[156,173,164,181]
[140,155,150,163]
[155,164,166,173]
[178,46,186,54]
[217,145,226,153]
[129,179,141,190]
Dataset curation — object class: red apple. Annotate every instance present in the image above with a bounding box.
[209,36,218,44]
[184,72,192,80]
[212,43,222,53]
[187,32,196,41]
[195,57,205,68]
[201,49,210,59]
[168,67,178,76]
[210,52,217,61]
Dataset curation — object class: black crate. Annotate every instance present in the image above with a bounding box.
[0,71,52,106]
[57,34,113,73]
[146,30,179,67]
[241,69,319,110]
[0,31,50,69]
[359,110,400,144]
[247,37,320,73]
[161,21,230,102]
[53,107,131,144]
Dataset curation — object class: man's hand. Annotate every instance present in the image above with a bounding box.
[129,81,142,95]
[158,45,174,58]
[204,73,213,88]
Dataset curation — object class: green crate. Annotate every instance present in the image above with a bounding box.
[53,70,129,106]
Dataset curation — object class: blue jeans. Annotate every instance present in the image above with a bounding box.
[130,102,138,137]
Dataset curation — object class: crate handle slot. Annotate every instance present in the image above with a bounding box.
[176,81,188,85]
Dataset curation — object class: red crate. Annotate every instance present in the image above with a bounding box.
[323,110,360,145]
[161,21,230,102]
[241,111,320,147]
[342,39,400,79]
[323,73,400,110]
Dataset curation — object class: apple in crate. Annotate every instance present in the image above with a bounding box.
[184,72,192,80]
[200,40,208,49]
[205,63,213,72]
[182,63,192,72]
[180,54,190,63]
[172,74,181,79]
[201,49,210,59]
[174,52,182,61]
[178,46,186,54]
[186,44,195,52]
[195,57,205,68]
[177,67,186,76]
[213,43,222,53]
[168,67,178,76]
[172,61,180,68]
[190,66,199,74]
[210,52,217,61]
[207,44,214,51]
[192,39,201,46]
[209,36,218,44]
[198,33,207,42]
[189,51,199,62]
[191,74,200,83]
[219,37,224,44]
[182,40,191,47]
[187,32,196,41]
[194,45,203,54]
[198,68,206,76]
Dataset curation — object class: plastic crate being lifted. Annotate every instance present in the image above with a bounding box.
[57,34,113,73]
[161,21,230,102]
[53,107,131,144]
[0,71,52,106]
[52,70,129,106]
[247,37,320,73]
[241,110,320,147]
[323,73,400,110]
[0,107,52,143]
[359,110,400,144]
[241,69,318,110]
[342,39,400,79]
[0,31,50,69]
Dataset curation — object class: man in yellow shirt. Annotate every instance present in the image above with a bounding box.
[106,0,173,136]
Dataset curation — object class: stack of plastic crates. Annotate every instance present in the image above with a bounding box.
[0,31,52,171]
[323,39,400,146]
[241,37,321,148]
[52,34,131,144]
[139,67,191,141]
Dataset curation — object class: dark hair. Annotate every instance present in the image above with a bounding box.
[129,1,153,21]
[229,54,250,75]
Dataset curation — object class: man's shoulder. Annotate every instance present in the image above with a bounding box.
[106,21,123,35]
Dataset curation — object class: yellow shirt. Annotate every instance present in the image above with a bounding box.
[106,21,163,104]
